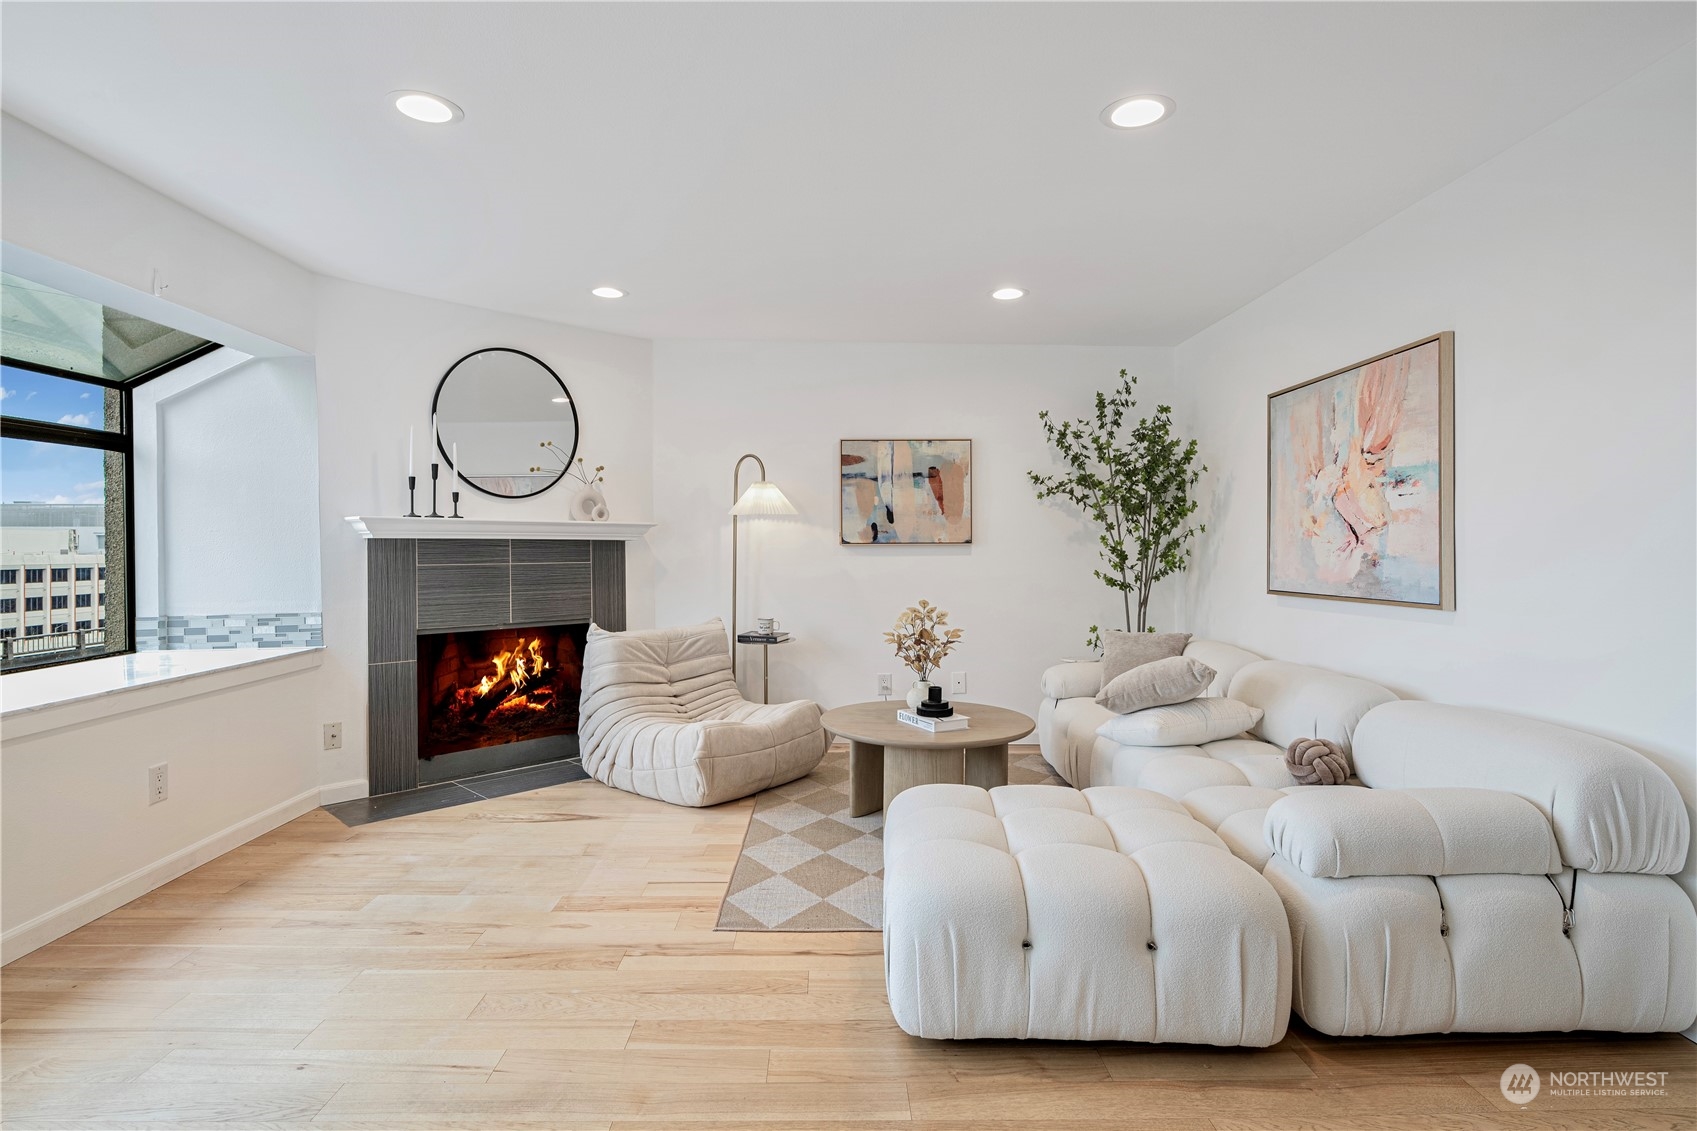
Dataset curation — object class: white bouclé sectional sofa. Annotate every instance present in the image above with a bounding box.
[1032,641,1697,1036]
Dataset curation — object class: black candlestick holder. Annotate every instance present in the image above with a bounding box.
[917,684,954,718]
[449,490,462,519]
[404,475,419,517]
[427,463,443,518]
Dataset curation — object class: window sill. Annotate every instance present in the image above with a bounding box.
[1,646,324,741]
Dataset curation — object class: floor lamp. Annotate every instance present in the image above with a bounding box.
[729,453,796,677]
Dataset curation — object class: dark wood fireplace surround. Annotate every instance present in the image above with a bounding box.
[365,538,625,796]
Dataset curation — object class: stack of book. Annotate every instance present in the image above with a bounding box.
[897,709,970,732]
[736,631,791,644]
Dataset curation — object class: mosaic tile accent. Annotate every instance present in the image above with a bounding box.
[715,745,1063,932]
[136,612,323,651]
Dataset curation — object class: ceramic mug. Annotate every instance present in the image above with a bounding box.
[756,617,776,634]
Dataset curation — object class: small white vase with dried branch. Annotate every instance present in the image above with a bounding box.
[533,443,609,520]
[884,599,964,710]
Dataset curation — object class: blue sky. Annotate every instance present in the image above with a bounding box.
[0,365,109,504]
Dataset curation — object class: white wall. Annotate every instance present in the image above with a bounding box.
[1,662,324,960]
[132,353,322,617]
[650,342,1179,719]
[1,114,315,354]
[1171,47,1697,914]
[312,278,655,791]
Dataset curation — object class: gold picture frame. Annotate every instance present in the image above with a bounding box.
[839,439,973,545]
[1266,332,1454,609]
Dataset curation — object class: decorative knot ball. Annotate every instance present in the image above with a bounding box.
[1285,737,1351,786]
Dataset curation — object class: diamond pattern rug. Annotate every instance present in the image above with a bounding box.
[715,744,1063,932]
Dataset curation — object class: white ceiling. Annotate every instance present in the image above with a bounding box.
[2,2,1691,346]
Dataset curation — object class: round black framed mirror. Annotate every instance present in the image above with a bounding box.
[431,347,580,499]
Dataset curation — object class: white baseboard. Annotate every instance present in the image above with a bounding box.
[1,785,325,965]
[319,778,368,806]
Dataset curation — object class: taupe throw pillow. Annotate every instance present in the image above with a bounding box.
[1096,656,1216,714]
[1100,630,1192,685]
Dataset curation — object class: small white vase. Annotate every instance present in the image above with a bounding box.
[572,486,610,522]
[906,680,930,711]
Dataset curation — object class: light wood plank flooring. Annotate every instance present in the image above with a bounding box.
[4,753,1692,1129]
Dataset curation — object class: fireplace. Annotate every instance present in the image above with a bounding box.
[416,623,588,782]
[363,535,628,796]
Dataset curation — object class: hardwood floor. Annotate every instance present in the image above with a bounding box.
[4,755,1692,1129]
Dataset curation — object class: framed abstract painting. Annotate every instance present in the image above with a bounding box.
[840,439,972,545]
[1267,332,1454,609]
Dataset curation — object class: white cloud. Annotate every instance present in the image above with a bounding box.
[80,392,91,400]
[73,480,104,493]
[42,494,72,504]
[0,387,9,401]
[57,413,93,427]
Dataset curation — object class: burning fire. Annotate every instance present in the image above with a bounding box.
[475,637,549,698]
[450,637,556,717]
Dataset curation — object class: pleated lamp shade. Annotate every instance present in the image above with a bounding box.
[729,481,797,516]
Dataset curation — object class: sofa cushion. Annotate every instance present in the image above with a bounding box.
[1096,656,1215,714]
[1351,701,1691,875]
[1097,697,1262,748]
[1227,660,1397,754]
[884,783,1292,1045]
[1040,660,1103,701]
[1182,640,1264,697]
[1101,630,1191,684]
[1265,786,1562,879]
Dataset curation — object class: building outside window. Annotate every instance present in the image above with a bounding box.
[0,272,218,671]
[0,599,12,614]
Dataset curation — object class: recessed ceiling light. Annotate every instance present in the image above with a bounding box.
[391,90,462,124]
[991,287,1026,301]
[1100,95,1175,130]
[590,286,625,299]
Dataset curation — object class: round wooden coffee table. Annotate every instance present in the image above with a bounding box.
[819,700,1037,816]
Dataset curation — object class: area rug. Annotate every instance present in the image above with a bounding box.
[715,744,1063,932]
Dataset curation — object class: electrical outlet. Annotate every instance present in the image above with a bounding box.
[323,722,343,750]
[148,763,168,805]
[949,671,967,696]
[876,673,893,698]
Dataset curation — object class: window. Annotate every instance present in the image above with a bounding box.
[0,569,14,584]
[50,595,67,609]
[50,621,68,633]
[0,599,12,613]
[0,628,13,639]
[75,619,90,630]
[98,592,106,605]
[75,593,91,607]
[24,597,41,611]
[1,272,218,672]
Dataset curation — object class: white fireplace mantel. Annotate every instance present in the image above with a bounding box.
[345,516,655,541]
